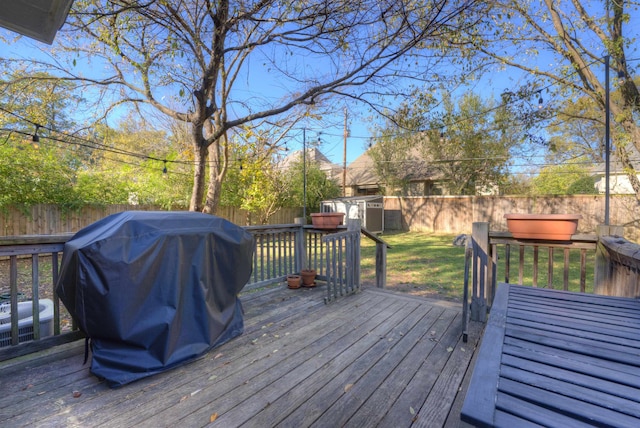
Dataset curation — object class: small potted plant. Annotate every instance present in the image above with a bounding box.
[286,274,301,289]
[300,268,317,287]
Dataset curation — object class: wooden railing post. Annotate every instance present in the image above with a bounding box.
[347,219,361,290]
[295,224,306,273]
[358,224,389,289]
[594,224,624,295]
[375,241,387,289]
[471,222,490,322]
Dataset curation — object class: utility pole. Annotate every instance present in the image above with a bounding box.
[342,107,348,197]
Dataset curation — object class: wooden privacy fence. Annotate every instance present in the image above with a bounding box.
[0,205,302,236]
[384,195,640,242]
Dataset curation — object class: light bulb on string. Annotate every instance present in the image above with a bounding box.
[32,125,40,143]
[537,90,544,109]
[162,160,168,176]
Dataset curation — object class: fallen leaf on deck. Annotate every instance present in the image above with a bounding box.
[344,383,354,393]
[210,413,218,422]
[72,390,82,398]
[191,389,202,396]
[461,347,466,352]
[22,384,33,391]
[430,330,436,335]
[447,346,454,352]
[272,349,278,353]
[209,375,218,381]
[409,406,415,415]
[180,395,189,402]
[214,353,223,359]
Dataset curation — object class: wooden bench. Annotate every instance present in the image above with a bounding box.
[461,282,640,427]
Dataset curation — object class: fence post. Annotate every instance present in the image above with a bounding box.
[471,222,489,322]
[594,224,624,295]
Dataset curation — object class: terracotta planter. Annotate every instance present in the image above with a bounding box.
[300,269,317,286]
[286,274,301,289]
[504,214,582,241]
[311,212,344,229]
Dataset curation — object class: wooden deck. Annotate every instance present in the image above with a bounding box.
[0,285,481,427]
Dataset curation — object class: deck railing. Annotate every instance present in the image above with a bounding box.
[463,222,640,332]
[0,222,383,360]
[323,229,361,303]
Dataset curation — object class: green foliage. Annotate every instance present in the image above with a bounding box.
[372,90,523,196]
[282,157,341,218]
[220,135,286,224]
[530,161,596,195]
[0,138,81,209]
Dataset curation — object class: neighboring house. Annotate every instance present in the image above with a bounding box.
[280,148,343,182]
[592,153,640,195]
[345,149,446,197]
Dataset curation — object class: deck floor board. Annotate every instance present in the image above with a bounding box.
[0,286,479,428]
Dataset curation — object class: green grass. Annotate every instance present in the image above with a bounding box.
[493,245,595,294]
[360,231,467,302]
[360,231,596,302]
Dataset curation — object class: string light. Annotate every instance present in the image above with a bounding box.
[537,90,543,109]
[32,125,40,143]
[162,160,168,176]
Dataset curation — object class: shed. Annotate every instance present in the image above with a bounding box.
[321,196,384,233]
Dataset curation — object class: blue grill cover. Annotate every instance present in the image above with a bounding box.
[55,211,254,387]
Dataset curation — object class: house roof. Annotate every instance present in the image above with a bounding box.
[346,147,440,186]
[591,149,640,176]
[280,148,342,179]
[0,0,74,44]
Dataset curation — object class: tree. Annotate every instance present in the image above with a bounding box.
[4,0,486,213]
[75,118,192,208]
[221,129,287,224]
[530,161,597,196]
[282,157,341,219]
[369,101,424,196]
[371,90,522,195]
[0,71,86,208]
[456,0,640,198]
[0,140,80,208]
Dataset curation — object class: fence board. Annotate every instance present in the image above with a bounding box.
[384,195,640,242]
[0,205,301,236]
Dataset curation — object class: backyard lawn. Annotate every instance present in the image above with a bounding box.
[360,231,596,302]
[360,232,466,302]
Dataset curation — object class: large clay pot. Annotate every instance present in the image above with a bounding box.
[311,212,344,229]
[300,269,317,286]
[504,214,582,241]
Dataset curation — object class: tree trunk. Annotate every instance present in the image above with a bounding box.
[202,126,228,214]
[612,112,640,201]
[189,139,208,212]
